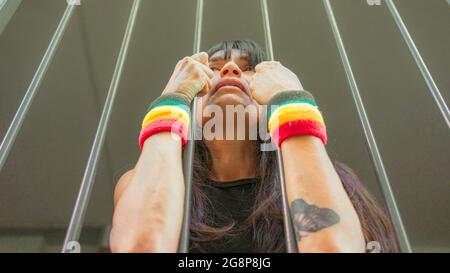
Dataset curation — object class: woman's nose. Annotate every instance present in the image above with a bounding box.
[220,62,242,78]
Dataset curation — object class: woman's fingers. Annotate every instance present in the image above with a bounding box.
[254,61,280,73]
[191,52,208,65]
[183,67,213,99]
[197,62,214,78]
[198,69,213,96]
[184,56,214,95]
[163,53,213,97]
[191,52,214,78]
[178,55,213,78]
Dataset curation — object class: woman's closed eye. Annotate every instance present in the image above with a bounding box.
[208,63,254,72]
[243,65,254,72]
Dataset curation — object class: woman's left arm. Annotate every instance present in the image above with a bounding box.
[281,135,365,252]
[251,61,366,253]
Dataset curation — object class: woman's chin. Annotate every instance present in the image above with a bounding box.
[208,90,253,107]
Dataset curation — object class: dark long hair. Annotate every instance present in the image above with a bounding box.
[188,40,398,253]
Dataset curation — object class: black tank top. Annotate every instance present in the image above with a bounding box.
[189,178,259,253]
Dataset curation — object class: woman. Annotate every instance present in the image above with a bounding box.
[110,39,398,253]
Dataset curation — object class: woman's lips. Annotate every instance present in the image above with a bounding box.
[212,78,249,95]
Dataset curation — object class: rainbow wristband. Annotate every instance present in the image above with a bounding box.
[267,90,327,147]
[139,93,191,149]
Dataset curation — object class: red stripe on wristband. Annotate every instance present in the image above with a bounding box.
[271,119,327,147]
[139,118,188,149]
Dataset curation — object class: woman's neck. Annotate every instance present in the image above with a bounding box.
[205,139,258,182]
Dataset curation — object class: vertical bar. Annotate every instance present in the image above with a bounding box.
[260,0,298,253]
[179,0,204,254]
[322,0,412,252]
[260,0,274,61]
[385,0,449,129]
[192,0,203,54]
[276,148,298,253]
[0,2,76,172]
[62,0,141,253]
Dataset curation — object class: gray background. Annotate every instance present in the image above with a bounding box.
[0,0,449,252]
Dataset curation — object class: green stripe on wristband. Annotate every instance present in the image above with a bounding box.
[147,92,191,114]
[267,90,317,119]
[149,99,191,114]
[269,99,317,116]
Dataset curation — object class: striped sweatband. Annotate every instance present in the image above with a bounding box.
[267,90,327,147]
[139,92,191,149]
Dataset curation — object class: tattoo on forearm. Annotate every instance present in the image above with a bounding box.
[290,199,340,241]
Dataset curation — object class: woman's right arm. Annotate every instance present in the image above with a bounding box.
[110,132,185,252]
[110,52,212,252]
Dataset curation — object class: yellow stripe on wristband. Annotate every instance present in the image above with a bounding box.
[142,105,190,129]
[270,103,321,120]
[268,104,325,133]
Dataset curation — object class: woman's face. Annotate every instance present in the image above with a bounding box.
[198,49,262,140]
[201,49,258,108]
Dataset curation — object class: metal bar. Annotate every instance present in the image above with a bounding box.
[62,0,141,253]
[322,0,412,252]
[260,0,274,61]
[179,97,198,253]
[192,0,203,54]
[0,2,76,172]
[0,0,23,36]
[385,0,449,129]
[276,148,298,253]
[179,0,204,254]
[260,0,298,253]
